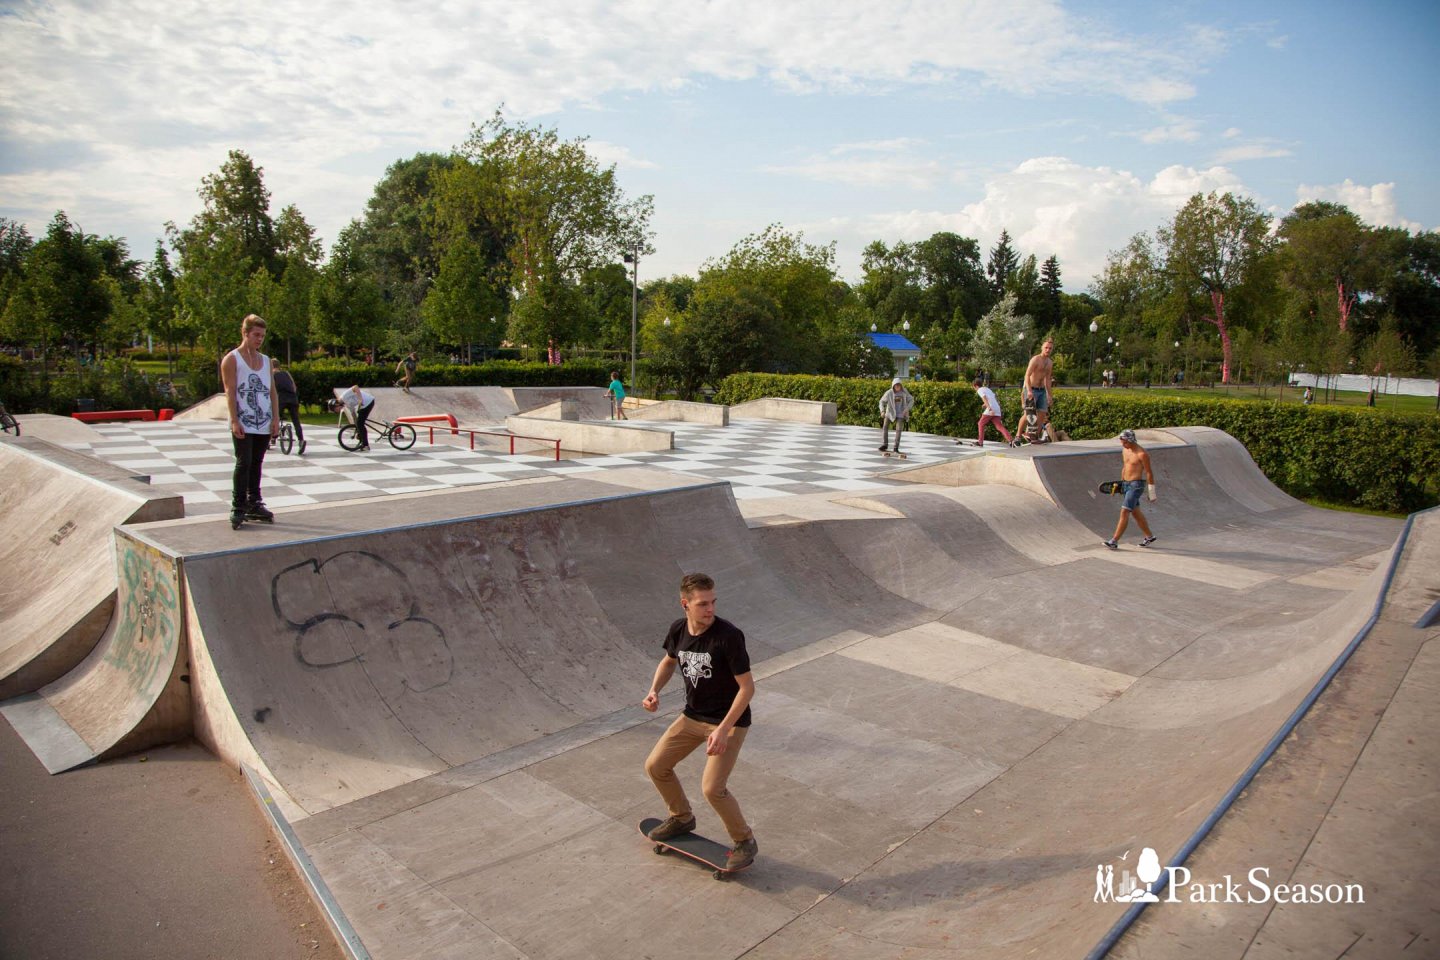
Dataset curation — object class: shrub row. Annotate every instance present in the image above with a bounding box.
[716,373,1440,514]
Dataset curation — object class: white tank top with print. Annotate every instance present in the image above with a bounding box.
[232,350,273,435]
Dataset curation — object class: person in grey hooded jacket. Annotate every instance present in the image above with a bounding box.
[878,377,915,454]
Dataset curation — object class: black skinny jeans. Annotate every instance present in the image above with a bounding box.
[231,432,270,510]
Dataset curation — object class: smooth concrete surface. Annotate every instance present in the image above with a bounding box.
[0,437,183,700]
[505,413,675,454]
[628,399,730,425]
[2,424,1432,960]
[729,396,838,424]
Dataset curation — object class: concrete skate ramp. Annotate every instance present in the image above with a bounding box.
[268,473,1411,960]
[0,438,183,700]
[169,479,932,815]
[4,424,1418,959]
[0,526,191,772]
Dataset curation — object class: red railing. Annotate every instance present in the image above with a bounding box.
[419,423,562,461]
[73,409,174,423]
[395,413,458,434]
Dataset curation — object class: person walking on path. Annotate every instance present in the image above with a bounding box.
[608,371,628,420]
[878,377,914,454]
[220,314,279,528]
[341,385,376,452]
[1104,429,1158,550]
[970,376,1013,446]
[273,366,305,455]
[394,352,418,392]
[642,573,759,872]
[1014,337,1059,443]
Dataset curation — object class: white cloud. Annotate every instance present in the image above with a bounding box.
[1295,180,1425,232]
[1211,142,1293,163]
[807,158,1245,289]
[1138,117,1203,144]
[584,141,659,171]
[0,0,1217,256]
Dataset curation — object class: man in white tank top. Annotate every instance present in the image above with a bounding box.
[220,314,279,528]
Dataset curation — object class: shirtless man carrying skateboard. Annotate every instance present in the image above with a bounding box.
[1104,429,1157,549]
[1014,337,1059,444]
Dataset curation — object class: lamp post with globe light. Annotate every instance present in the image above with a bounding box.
[1088,320,1099,391]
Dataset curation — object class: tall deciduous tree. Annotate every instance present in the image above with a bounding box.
[449,111,653,344]
[173,151,284,351]
[2,212,111,378]
[1277,202,1384,335]
[312,222,389,356]
[1158,192,1273,383]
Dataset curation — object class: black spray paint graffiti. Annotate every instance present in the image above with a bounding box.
[270,551,454,694]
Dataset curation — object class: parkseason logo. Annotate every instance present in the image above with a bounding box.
[1094,847,1365,906]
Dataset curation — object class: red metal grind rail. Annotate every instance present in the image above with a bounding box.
[417,423,562,461]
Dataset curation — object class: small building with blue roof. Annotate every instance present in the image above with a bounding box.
[865,332,921,379]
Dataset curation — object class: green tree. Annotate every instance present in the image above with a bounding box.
[1158,192,1273,383]
[1276,202,1385,337]
[452,111,654,342]
[312,223,389,356]
[139,242,183,374]
[173,151,284,351]
[914,232,992,333]
[2,212,111,380]
[420,234,512,362]
[1038,255,1063,329]
[268,204,321,362]
[969,293,1034,373]
[985,229,1020,297]
[354,153,462,346]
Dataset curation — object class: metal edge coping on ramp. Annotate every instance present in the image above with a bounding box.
[120,478,736,564]
[1084,504,1428,959]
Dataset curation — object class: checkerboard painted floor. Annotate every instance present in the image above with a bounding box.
[65,418,984,516]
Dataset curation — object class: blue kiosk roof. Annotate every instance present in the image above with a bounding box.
[866,332,920,352]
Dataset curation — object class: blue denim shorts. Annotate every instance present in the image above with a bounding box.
[1122,479,1145,511]
[1030,387,1049,412]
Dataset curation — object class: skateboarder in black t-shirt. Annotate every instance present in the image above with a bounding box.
[642,573,758,871]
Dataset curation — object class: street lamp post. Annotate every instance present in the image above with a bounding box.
[622,243,639,392]
[1087,320,1098,391]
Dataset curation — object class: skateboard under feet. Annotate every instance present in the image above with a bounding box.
[881,450,908,460]
[639,819,750,881]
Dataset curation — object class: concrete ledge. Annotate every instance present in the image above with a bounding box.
[729,397,836,424]
[505,415,673,454]
[524,399,582,421]
[628,400,729,425]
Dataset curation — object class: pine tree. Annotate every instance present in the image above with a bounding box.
[986,229,1019,297]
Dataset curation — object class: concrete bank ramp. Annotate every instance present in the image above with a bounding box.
[1,424,1420,959]
[0,437,183,700]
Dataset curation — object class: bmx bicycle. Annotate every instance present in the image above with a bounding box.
[0,398,18,436]
[337,416,416,452]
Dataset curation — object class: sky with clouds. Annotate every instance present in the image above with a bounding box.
[2,0,1436,292]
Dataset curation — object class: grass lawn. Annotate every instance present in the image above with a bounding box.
[1108,383,1439,415]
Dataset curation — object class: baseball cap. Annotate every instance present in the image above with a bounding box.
[1117,429,1137,443]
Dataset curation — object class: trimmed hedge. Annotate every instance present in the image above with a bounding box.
[716,373,1440,514]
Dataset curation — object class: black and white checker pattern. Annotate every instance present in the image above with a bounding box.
[64,418,979,516]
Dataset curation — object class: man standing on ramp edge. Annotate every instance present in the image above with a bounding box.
[1104,429,1158,550]
[642,573,759,871]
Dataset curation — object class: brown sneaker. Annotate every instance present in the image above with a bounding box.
[647,814,696,842]
[725,836,758,871]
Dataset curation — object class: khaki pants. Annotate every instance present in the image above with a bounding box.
[644,714,752,843]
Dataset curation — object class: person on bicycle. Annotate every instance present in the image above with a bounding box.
[273,367,305,455]
[341,384,376,452]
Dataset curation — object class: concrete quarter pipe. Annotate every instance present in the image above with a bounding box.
[3,425,1426,959]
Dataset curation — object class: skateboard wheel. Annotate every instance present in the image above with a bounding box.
[653,845,665,855]
[713,870,726,881]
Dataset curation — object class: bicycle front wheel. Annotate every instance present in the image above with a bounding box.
[278,424,294,455]
[388,423,417,450]
[0,413,18,436]
[337,424,363,451]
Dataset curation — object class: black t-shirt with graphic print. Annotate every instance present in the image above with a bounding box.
[663,615,752,727]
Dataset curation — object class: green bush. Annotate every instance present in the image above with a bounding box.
[717,373,1440,513]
